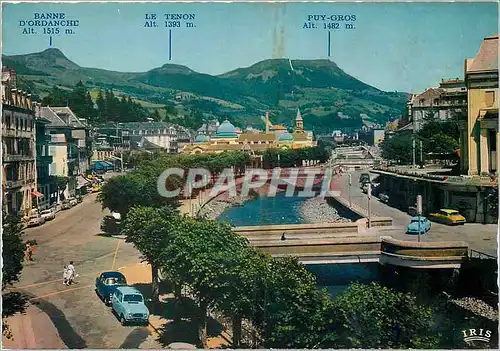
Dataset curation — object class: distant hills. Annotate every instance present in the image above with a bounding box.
[3,48,408,132]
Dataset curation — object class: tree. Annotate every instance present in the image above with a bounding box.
[121,206,179,310]
[380,134,413,164]
[332,282,438,348]
[2,212,28,340]
[2,212,26,289]
[251,257,337,348]
[54,175,69,202]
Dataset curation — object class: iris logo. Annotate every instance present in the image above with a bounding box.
[462,328,492,343]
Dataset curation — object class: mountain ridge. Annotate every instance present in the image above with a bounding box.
[3,48,408,132]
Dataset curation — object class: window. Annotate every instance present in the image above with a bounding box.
[123,294,143,303]
[485,91,495,107]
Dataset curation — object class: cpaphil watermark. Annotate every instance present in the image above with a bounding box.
[462,328,492,343]
[157,167,342,199]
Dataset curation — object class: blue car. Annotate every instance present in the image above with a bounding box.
[406,216,431,234]
[111,286,150,326]
[95,271,127,305]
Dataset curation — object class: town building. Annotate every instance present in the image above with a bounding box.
[406,78,467,132]
[34,108,54,209]
[358,128,386,146]
[183,109,315,154]
[460,34,499,176]
[39,106,91,199]
[121,121,180,153]
[2,67,38,216]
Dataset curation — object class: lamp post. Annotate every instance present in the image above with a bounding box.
[348,173,352,208]
[419,140,423,166]
[367,183,372,228]
[412,138,416,167]
[417,194,422,242]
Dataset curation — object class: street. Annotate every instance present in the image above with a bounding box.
[4,193,159,349]
[332,170,498,256]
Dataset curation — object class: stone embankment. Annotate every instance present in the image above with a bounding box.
[450,296,498,321]
[198,196,249,220]
[300,196,351,224]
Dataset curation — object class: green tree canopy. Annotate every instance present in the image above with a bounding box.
[332,282,438,348]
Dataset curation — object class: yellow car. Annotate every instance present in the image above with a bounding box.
[429,209,466,225]
[91,185,101,193]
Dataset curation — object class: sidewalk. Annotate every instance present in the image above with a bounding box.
[2,304,66,349]
[118,263,230,348]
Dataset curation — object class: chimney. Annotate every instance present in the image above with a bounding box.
[265,111,269,134]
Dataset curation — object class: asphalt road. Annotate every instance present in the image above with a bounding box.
[332,170,498,256]
[11,193,155,349]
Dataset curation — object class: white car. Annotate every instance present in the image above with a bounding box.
[69,197,78,207]
[40,208,56,221]
[27,213,45,227]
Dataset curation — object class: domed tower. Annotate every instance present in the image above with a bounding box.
[214,120,238,140]
[295,108,304,132]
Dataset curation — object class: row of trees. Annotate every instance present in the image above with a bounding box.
[99,151,252,218]
[119,205,438,348]
[99,150,441,348]
[381,111,462,164]
[41,82,156,125]
[262,146,330,168]
[2,212,29,340]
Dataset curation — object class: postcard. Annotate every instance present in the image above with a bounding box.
[1,1,498,350]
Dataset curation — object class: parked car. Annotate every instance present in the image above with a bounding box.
[76,195,83,203]
[95,271,127,305]
[69,197,78,207]
[92,185,101,193]
[111,286,150,326]
[27,212,45,227]
[101,215,121,235]
[379,193,389,203]
[406,216,431,234]
[61,200,72,210]
[359,172,371,184]
[429,209,466,225]
[40,208,56,221]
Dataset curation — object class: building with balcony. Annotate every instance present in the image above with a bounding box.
[34,111,55,209]
[2,67,38,216]
[39,106,91,199]
[121,121,182,153]
[406,79,468,132]
[460,35,499,176]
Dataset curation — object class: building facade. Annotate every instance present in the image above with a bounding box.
[34,108,54,209]
[183,109,315,154]
[122,121,180,153]
[2,68,38,216]
[460,35,499,176]
[40,106,90,199]
[407,79,467,132]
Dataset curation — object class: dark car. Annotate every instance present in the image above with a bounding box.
[359,173,370,184]
[95,271,127,305]
[100,215,121,235]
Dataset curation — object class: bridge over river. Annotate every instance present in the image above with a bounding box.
[233,223,469,269]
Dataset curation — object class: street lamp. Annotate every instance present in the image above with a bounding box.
[348,173,352,208]
[367,183,372,228]
[416,194,422,243]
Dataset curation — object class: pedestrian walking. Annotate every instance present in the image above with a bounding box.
[25,242,33,261]
[66,261,76,285]
[63,265,69,285]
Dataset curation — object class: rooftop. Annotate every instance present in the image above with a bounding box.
[467,35,498,73]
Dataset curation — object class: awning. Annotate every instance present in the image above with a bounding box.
[31,191,43,198]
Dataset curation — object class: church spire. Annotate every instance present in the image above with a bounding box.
[295,108,304,132]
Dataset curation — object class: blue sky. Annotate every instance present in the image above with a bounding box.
[2,2,498,93]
